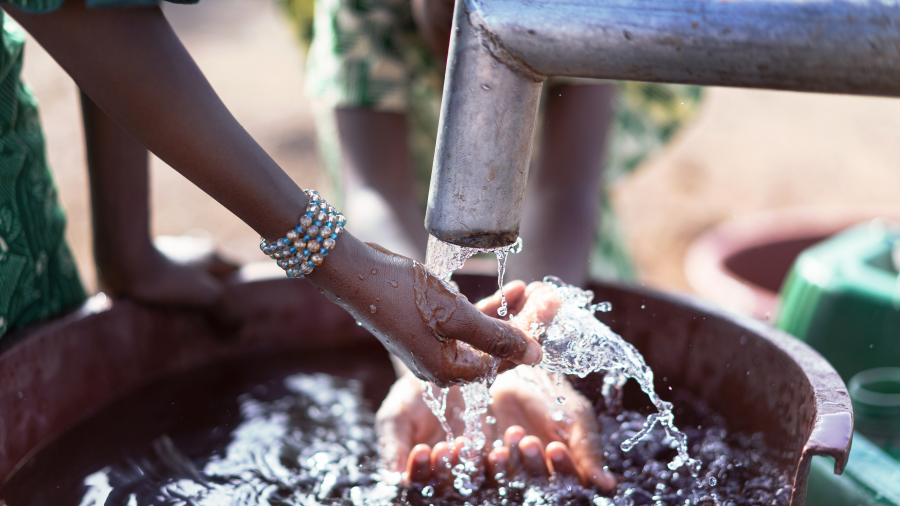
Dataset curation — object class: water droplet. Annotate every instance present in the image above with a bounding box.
[357,273,365,280]
[593,301,613,312]
[870,344,874,348]
[421,485,434,497]
[641,304,646,309]
[387,279,398,288]
[371,268,378,275]
[369,305,377,314]
[497,306,507,317]
[481,83,491,91]
[551,410,564,421]
[557,395,566,404]
[485,415,496,425]
[356,320,362,326]
[709,476,717,486]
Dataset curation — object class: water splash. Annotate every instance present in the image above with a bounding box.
[61,370,788,506]
[422,236,522,495]
[421,237,698,497]
[424,234,522,317]
[531,276,700,474]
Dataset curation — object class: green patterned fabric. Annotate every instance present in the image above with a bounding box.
[287,0,704,281]
[0,0,199,13]
[0,13,85,338]
[0,0,203,339]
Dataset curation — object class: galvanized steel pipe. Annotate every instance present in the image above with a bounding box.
[426,0,900,248]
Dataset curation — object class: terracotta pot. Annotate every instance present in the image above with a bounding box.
[0,268,851,505]
[684,206,900,320]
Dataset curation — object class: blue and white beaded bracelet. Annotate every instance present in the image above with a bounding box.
[259,189,346,277]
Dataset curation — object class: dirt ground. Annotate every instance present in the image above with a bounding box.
[20,0,900,296]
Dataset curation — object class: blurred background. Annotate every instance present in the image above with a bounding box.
[21,0,900,296]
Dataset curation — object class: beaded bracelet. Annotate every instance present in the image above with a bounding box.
[259,189,346,278]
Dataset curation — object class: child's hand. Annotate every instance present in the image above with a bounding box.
[306,235,547,386]
[375,370,616,492]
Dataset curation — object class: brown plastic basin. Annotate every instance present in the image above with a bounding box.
[0,268,851,505]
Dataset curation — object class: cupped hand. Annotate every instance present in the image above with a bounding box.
[375,280,616,492]
[377,371,616,492]
[305,234,546,386]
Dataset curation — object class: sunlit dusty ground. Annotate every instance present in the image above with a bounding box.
[21,0,900,296]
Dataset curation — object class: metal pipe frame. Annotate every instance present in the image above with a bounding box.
[426,0,900,248]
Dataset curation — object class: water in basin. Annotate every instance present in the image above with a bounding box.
[0,352,790,505]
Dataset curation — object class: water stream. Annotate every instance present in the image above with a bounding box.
[422,236,699,497]
[422,235,525,495]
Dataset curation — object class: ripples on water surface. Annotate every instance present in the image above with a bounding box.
[0,353,789,506]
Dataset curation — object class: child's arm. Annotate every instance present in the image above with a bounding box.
[4,0,541,385]
[81,90,232,308]
[7,1,301,238]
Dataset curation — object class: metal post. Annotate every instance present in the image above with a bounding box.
[425,0,900,249]
[425,0,543,249]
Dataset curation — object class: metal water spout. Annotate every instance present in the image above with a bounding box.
[425,0,900,248]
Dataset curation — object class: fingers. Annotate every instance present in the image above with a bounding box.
[519,436,550,479]
[502,426,605,488]
[375,380,417,472]
[436,340,502,384]
[475,281,527,317]
[431,441,454,488]
[569,418,617,492]
[406,444,432,484]
[442,301,543,365]
[525,281,544,297]
[415,426,615,494]
[546,442,580,479]
[376,418,413,473]
[510,284,562,334]
[504,426,526,478]
[486,446,510,486]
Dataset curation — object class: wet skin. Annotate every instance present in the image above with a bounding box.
[306,238,542,386]
[377,282,616,491]
[5,1,539,385]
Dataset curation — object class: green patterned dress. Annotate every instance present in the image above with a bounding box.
[0,0,198,339]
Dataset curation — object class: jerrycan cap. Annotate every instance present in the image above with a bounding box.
[849,367,900,416]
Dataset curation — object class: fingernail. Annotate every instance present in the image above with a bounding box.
[521,443,540,458]
[548,448,565,462]
[521,340,542,365]
[589,466,616,489]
